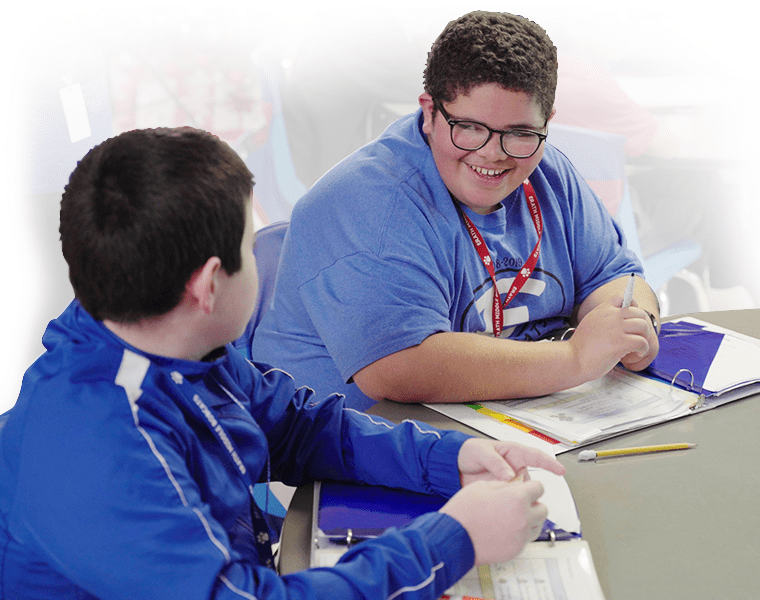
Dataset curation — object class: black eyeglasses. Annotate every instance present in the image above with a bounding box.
[434,100,548,159]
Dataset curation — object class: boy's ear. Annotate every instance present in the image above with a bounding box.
[418,93,435,135]
[186,257,223,314]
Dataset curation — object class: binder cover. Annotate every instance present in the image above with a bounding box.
[316,480,579,544]
[645,320,724,394]
[317,482,446,539]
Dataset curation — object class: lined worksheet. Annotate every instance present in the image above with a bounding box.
[446,541,605,600]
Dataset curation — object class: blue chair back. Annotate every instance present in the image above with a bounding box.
[548,124,702,300]
[548,124,628,219]
[233,221,289,360]
[231,221,290,534]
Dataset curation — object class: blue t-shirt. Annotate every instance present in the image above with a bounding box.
[252,109,641,410]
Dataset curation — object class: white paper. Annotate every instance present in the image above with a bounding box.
[424,402,565,455]
[59,83,92,143]
[489,369,694,445]
[528,469,580,536]
[677,317,760,394]
[445,541,605,600]
[430,368,694,450]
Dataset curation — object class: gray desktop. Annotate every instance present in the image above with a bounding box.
[280,309,760,599]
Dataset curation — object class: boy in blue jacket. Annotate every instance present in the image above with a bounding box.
[0,127,564,599]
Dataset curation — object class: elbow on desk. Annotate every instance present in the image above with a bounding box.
[352,357,444,404]
[352,371,430,404]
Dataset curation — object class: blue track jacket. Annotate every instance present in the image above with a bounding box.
[0,301,474,599]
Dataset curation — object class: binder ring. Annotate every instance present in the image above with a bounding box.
[670,368,695,392]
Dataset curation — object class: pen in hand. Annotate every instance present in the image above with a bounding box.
[622,273,635,308]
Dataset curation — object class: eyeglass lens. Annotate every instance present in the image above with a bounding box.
[451,122,541,158]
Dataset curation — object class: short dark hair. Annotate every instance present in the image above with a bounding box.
[423,11,557,121]
[60,127,254,323]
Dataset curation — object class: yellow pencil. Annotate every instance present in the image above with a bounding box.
[578,443,697,461]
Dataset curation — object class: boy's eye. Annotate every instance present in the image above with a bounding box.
[455,122,485,132]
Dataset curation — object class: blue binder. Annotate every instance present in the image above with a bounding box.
[315,481,578,545]
[643,319,760,400]
[645,320,725,394]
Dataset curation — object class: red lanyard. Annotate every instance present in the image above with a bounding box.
[458,179,543,337]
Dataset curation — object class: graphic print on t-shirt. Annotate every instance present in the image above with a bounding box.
[460,267,568,340]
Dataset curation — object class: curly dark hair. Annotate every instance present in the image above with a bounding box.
[60,127,254,323]
[423,11,557,120]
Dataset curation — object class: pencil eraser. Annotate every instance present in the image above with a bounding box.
[578,450,597,461]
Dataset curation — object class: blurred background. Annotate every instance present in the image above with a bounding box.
[1,0,758,413]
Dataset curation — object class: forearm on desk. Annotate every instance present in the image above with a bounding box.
[352,331,589,404]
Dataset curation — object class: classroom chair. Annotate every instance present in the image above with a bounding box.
[233,220,289,360]
[547,123,708,315]
[232,220,292,534]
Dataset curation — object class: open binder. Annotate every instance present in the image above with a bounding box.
[425,317,760,455]
[644,317,760,403]
[311,470,605,599]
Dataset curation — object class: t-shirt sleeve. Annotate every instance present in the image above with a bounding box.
[291,172,466,381]
[296,198,457,384]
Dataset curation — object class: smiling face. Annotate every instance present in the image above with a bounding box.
[420,83,551,215]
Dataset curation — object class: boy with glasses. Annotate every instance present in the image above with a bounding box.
[253,11,660,410]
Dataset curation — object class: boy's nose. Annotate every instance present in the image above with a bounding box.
[477,133,508,161]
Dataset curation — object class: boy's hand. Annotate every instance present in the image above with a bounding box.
[570,299,653,381]
[440,478,548,565]
[457,438,565,487]
[618,302,660,371]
